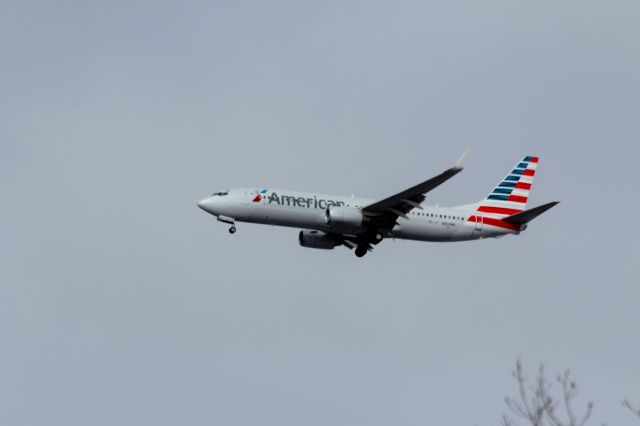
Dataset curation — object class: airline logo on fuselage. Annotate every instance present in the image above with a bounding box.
[252,188,269,203]
[256,190,346,209]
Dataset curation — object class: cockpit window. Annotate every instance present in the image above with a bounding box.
[211,191,229,196]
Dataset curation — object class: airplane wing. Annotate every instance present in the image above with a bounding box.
[362,149,470,222]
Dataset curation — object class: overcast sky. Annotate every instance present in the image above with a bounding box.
[1,1,639,425]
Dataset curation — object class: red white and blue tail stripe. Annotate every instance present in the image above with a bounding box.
[477,155,538,216]
[465,156,539,231]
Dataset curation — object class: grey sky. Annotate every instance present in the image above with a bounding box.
[1,1,639,425]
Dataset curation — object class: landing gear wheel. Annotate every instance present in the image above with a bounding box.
[355,246,367,258]
[374,233,383,242]
[229,226,237,234]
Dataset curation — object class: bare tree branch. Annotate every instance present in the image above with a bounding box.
[502,360,600,426]
[502,413,516,426]
[504,359,545,426]
[623,400,640,419]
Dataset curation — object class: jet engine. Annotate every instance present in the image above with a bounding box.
[298,230,340,250]
[324,206,365,231]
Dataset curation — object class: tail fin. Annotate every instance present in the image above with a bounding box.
[474,155,539,217]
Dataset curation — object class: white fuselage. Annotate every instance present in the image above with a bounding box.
[198,188,518,242]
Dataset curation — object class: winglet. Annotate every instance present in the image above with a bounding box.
[453,148,471,171]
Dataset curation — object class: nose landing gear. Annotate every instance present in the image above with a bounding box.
[217,215,237,235]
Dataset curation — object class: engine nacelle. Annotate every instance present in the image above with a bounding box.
[298,230,340,250]
[324,206,365,231]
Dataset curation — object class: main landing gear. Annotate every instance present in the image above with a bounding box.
[352,231,383,258]
[354,246,367,257]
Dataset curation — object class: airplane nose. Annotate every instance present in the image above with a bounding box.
[197,197,215,214]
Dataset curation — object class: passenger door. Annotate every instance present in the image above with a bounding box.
[475,215,483,232]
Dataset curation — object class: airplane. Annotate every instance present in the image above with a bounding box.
[197,150,558,257]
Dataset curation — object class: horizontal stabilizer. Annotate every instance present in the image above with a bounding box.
[503,201,559,225]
